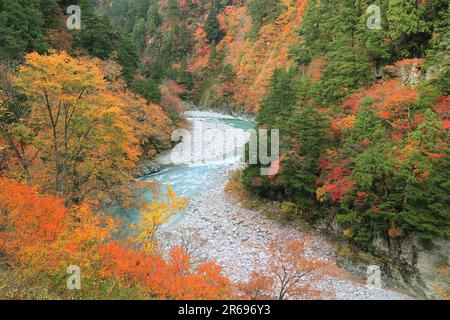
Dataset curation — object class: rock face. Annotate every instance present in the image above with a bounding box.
[327,219,448,299]
[383,58,426,87]
[373,235,449,299]
[136,163,161,176]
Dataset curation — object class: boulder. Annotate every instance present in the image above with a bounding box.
[137,163,162,176]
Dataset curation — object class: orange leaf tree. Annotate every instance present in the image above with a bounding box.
[0,177,231,299]
[238,236,336,300]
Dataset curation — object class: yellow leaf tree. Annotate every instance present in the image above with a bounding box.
[133,186,189,253]
[2,51,172,205]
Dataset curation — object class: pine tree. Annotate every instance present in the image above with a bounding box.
[132,18,146,51]
[165,0,180,21]
[257,69,297,128]
[133,78,162,104]
[0,0,49,60]
[282,105,330,210]
[146,1,161,36]
[205,2,224,45]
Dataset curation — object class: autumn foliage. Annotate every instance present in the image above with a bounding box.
[1,0,449,300]
[0,177,67,265]
[99,243,231,300]
[237,236,335,300]
[199,0,308,112]
[1,51,172,205]
[0,178,231,299]
[0,177,114,276]
[132,186,189,253]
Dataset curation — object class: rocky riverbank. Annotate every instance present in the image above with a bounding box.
[158,163,411,300]
[136,162,162,177]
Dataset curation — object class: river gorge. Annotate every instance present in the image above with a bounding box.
[118,111,411,300]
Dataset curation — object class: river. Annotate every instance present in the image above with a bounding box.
[147,111,254,228]
[113,111,410,300]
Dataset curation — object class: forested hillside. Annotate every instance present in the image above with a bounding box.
[103,0,449,289]
[0,0,448,300]
[239,0,449,297]
[0,0,231,299]
[97,0,310,112]
[243,0,449,248]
